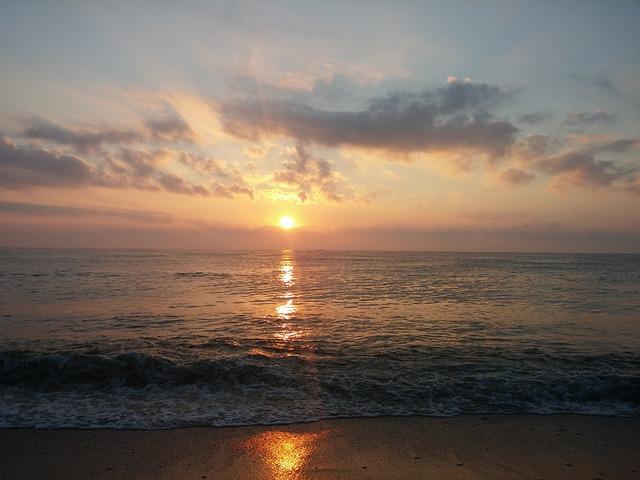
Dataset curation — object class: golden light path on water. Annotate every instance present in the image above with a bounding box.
[274,250,300,341]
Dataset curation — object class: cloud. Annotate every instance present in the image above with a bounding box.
[509,135,640,193]
[157,171,252,199]
[23,118,142,153]
[518,111,552,124]
[219,80,519,158]
[178,152,239,180]
[564,110,617,127]
[0,200,172,223]
[0,135,253,199]
[145,117,196,142]
[585,139,638,155]
[570,73,620,96]
[118,148,170,177]
[0,136,93,188]
[513,134,560,158]
[175,151,254,198]
[156,171,208,195]
[101,148,253,198]
[22,116,196,153]
[271,144,343,202]
[498,168,535,185]
[593,78,620,96]
[535,151,635,189]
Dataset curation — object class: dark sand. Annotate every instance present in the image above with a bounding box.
[1,415,639,479]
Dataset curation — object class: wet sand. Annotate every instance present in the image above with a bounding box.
[1,415,639,479]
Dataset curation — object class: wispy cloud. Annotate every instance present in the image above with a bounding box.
[498,168,535,185]
[22,116,196,153]
[518,111,552,125]
[570,73,620,96]
[0,200,173,223]
[564,110,617,127]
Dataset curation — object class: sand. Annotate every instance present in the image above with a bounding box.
[1,415,639,479]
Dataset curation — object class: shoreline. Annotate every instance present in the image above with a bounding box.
[1,414,638,479]
[1,410,638,432]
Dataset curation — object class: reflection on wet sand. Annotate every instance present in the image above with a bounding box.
[243,431,323,480]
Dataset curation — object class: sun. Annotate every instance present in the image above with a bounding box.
[278,215,296,230]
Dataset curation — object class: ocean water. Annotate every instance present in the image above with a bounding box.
[0,248,639,429]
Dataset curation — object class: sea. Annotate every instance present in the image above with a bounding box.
[0,248,639,429]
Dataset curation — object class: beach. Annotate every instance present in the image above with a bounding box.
[1,414,639,479]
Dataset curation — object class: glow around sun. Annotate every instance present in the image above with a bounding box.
[279,215,296,230]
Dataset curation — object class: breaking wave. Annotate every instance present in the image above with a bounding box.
[1,347,638,429]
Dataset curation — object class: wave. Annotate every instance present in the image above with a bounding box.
[0,350,292,388]
[1,348,639,428]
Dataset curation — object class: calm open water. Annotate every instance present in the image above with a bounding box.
[1,248,639,428]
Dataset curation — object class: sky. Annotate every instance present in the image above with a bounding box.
[1,1,639,252]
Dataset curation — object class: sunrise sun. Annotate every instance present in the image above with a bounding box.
[279,216,296,230]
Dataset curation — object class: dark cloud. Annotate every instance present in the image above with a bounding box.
[564,110,617,127]
[436,78,511,114]
[119,148,168,177]
[512,136,639,192]
[23,116,195,153]
[145,117,196,142]
[157,172,208,196]
[518,111,552,125]
[499,168,535,185]
[23,119,142,153]
[0,136,93,188]
[0,200,172,223]
[272,144,342,202]
[535,151,637,189]
[220,80,519,157]
[0,135,253,199]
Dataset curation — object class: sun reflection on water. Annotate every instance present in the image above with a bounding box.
[275,299,296,320]
[280,264,295,287]
[276,250,298,323]
[271,250,310,346]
